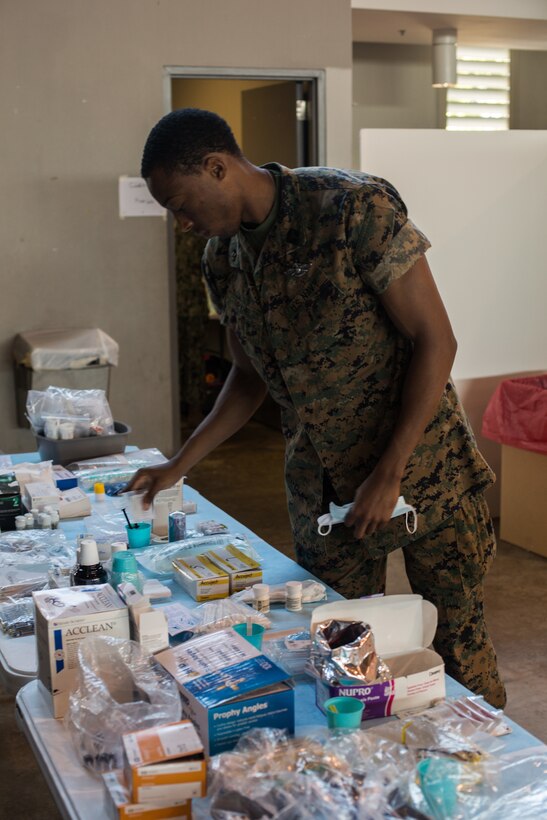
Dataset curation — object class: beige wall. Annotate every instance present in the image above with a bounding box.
[1,0,352,456]
[352,43,445,168]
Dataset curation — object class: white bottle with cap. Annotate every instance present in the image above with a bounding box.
[285,580,303,611]
[72,538,108,586]
[253,583,270,614]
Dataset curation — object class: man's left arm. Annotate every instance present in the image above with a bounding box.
[345,254,457,537]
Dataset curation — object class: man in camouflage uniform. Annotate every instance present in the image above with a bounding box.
[130,109,506,708]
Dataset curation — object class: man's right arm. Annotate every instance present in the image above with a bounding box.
[125,330,268,506]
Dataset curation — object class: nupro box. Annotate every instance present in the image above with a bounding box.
[33,584,129,718]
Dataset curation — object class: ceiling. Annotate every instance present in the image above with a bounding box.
[352,9,547,50]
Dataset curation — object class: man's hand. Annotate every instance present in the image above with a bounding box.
[123,460,183,508]
[345,468,401,538]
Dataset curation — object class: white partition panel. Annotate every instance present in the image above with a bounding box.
[359,130,547,380]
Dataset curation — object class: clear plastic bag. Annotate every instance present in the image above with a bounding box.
[65,635,181,774]
[0,567,49,602]
[26,386,114,437]
[262,630,312,679]
[69,448,167,493]
[136,533,260,576]
[190,598,270,635]
[0,529,75,569]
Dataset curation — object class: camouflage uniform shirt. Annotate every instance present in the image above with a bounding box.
[203,164,494,553]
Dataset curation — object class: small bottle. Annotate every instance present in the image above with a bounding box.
[72,538,108,587]
[25,513,35,528]
[40,513,52,530]
[94,482,106,502]
[31,508,40,527]
[15,515,27,531]
[50,510,60,529]
[285,581,303,612]
[253,583,270,614]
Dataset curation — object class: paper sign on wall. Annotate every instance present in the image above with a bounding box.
[118,176,166,218]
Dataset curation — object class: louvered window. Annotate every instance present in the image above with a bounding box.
[446,47,510,131]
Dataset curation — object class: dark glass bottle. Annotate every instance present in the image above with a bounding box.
[73,538,108,586]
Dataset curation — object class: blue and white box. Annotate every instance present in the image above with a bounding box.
[33,584,129,718]
[156,629,294,756]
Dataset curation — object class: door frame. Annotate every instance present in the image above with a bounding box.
[162,67,326,449]
[162,66,326,164]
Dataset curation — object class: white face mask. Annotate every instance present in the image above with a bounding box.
[317,495,418,537]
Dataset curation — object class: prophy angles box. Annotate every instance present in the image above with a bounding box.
[156,628,294,756]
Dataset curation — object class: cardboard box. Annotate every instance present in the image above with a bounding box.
[171,554,229,601]
[312,594,445,721]
[102,770,191,820]
[156,629,294,756]
[500,444,547,557]
[123,721,206,804]
[33,584,129,717]
[204,544,262,592]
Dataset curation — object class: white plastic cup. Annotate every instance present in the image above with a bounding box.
[79,538,100,566]
[59,421,75,440]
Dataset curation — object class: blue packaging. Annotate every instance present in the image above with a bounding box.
[156,628,295,756]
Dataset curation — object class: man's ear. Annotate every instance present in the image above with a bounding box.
[203,154,227,181]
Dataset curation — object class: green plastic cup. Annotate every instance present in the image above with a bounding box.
[324,696,364,729]
[232,622,265,650]
[125,521,151,549]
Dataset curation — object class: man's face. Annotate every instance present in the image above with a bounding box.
[146,160,241,240]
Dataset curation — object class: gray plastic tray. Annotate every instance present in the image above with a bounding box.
[35,421,131,466]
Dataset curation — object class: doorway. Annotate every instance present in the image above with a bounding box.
[164,69,325,437]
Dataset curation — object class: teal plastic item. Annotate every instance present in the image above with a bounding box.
[416,757,460,818]
[232,622,265,650]
[125,521,151,549]
[324,696,364,729]
[111,551,140,591]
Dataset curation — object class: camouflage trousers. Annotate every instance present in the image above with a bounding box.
[288,478,506,709]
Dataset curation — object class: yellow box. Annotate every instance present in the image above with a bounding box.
[102,770,191,819]
[500,444,547,557]
[205,544,262,592]
[123,721,206,805]
[172,554,229,601]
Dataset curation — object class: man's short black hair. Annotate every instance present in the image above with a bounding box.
[141,108,242,178]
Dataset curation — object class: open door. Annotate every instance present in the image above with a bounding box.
[241,81,315,167]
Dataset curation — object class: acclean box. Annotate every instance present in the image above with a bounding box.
[204,544,262,592]
[156,629,294,756]
[102,770,191,820]
[312,594,445,721]
[33,584,129,718]
[171,554,229,601]
[123,721,206,805]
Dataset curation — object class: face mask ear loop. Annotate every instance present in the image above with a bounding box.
[317,523,332,536]
[405,508,418,535]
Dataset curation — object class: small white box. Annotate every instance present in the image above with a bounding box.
[312,594,445,721]
[171,554,229,601]
[102,770,191,820]
[123,721,206,804]
[33,584,129,718]
[204,544,262,593]
[23,480,59,511]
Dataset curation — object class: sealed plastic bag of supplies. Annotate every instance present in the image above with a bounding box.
[66,635,181,774]
[26,386,115,437]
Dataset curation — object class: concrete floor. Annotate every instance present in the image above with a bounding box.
[1,420,546,818]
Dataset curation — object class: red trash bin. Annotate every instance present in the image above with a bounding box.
[482,375,547,556]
